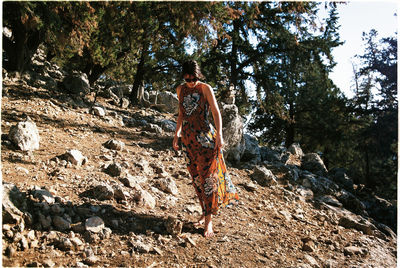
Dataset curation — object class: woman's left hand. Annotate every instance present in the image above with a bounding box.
[215,134,225,150]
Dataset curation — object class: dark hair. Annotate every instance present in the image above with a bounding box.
[181,60,205,80]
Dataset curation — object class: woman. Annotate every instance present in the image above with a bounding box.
[173,60,239,237]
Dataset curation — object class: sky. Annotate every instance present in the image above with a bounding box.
[327,1,398,98]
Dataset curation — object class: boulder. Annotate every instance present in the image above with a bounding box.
[241,134,261,164]
[9,117,40,151]
[251,166,277,186]
[52,216,71,231]
[220,104,245,164]
[62,71,90,95]
[338,214,375,235]
[300,172,339,196]
[152,91,179,114]
[329,168,354,191]
[301,153,328,176]
[260,147,281,163]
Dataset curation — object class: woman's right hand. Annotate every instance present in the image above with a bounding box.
[173,135,179,151]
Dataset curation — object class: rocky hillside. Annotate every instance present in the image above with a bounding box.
[2,56,397,267]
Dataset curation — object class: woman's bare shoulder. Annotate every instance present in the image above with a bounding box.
[199,82,212,94]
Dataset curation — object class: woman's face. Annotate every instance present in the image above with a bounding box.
[183,74,199,88]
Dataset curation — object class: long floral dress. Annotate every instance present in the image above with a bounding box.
[179,83,239,216]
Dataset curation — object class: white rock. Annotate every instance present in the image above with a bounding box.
[157,177,178,196]
[62,149,86,166]
[92,106,105,117]
[9,118,40,151]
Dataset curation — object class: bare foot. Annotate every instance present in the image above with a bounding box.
[204,215,214,238]
[194,215,205,228]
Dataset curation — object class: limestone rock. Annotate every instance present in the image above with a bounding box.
[251,166,278,186]
[9,118,40,151]
[103,139,125,151]
[156,177,179,196]
[301,153,328,176]
[241,134,261,164]
[62,71,90,95]
[92,106,106,117]
[60,149,87,166]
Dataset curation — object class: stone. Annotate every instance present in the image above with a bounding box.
[57,237,73,251]
[9,117,40,151]
[301,153,328,176]
[288,143,304,158]
[62,71,90,95]
[2,182,25,224]
[104,162,123,177]
[338,214,375,235]
[165,216,183,236]
[39,214,52,230]
[241,134,262,164]
[300,172,339,196]
[131,240,152,253]
[153,91,179,113]
[260,147,281,162]
[220,104,245,164]
[103,139,125,151]
[133,187,156,209]
[70,237,84,249]
[119,174,147,187]
[61,149,86,166]
[19,236,29,251]
[32,188,55,204]
[5,245,16,258]
[53,216,71,231]
[329,168,354,191]
[251,166,278,186]
[156,177,179,195]
[336,189,366,215]
[92,183,114,200]
[84,256,99,266]
[344,246,365,256]
[304,255,319,267]
[42,259,55,268]
[144,123,163,135]
[315,195,343,207]
[112,184,130,201]
[157,119,177,133]
[92,106,106,117]
[85,216,105,233]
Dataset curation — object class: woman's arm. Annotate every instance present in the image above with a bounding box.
[202,83,224,149]
[173,85,183,150]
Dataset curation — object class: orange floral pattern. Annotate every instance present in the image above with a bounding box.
[179,83,239,216]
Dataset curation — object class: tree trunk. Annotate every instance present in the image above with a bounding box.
[285,102,295,147]
[130,42,149,105]
[3,21,41,73]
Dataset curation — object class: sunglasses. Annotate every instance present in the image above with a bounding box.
[184,78,198,83]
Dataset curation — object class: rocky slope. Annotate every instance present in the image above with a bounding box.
[2,71,397,267]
